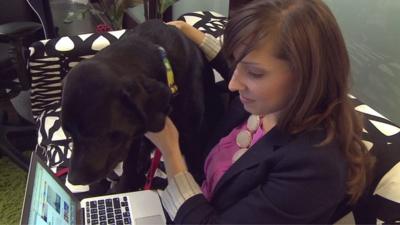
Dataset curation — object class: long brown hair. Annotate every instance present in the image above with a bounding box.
[223,0,374,204]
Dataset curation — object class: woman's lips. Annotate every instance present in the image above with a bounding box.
[240,95,254,104]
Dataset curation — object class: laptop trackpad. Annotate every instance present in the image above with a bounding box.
[135,215,165,225]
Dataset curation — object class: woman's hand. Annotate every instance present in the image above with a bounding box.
[166,20,189,30]
[145,117,188,177]
[166,20,205,46]
[145,116,180,157]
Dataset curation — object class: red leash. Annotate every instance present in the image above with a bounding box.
[144,149,162,190]
[55,167,69,177]
[53,150,162,190]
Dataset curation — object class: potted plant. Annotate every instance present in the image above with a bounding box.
[98,0,178,29]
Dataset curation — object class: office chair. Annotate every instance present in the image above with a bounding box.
[0,0,56,171]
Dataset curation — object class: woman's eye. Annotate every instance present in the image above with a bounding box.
[247,70,264,78]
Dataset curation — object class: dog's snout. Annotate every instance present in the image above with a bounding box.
[68,166,100,185]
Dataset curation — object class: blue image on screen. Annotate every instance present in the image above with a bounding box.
[28,163,76,225]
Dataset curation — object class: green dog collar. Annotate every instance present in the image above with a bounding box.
[158,46,178,94]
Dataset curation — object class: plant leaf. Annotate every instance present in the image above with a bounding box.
[160,0,177,14]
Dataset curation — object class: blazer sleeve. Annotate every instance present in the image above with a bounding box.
[199,33,232,81]
[209,52,231,82]
[174,141,348,224]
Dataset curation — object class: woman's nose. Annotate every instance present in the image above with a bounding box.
[228,68,245,92]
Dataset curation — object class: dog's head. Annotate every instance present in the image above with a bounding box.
[61,60,171,185]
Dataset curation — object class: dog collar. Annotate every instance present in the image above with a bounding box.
[158,46,178,94]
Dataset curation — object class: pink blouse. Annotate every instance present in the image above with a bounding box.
[201,120,265,201]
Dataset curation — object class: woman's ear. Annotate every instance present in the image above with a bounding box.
[120,77,172,132]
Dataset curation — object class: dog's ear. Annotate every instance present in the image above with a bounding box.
[121,77,172,132]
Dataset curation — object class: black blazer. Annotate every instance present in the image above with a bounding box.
[173,53,349,224]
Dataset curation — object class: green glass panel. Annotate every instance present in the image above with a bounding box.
[325,0,400,124]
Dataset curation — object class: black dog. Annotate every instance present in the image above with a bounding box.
[61,20,223,193]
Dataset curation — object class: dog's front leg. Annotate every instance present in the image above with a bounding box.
[110,140,149,193]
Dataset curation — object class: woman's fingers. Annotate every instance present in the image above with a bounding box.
[166,20,187,29]
[144,117,180,156]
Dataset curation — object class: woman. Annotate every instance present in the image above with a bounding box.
[146,0,374,223]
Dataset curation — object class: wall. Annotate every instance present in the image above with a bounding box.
[324,0,400,124]
[172,0,229,19]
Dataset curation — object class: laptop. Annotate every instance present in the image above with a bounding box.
[20,153,166,225]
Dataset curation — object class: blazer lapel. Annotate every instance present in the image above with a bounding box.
[212,126,293,197]
[205,97,249,154]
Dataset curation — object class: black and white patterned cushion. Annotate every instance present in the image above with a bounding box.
[29,30,129,194]
[35,104,70,171]
[28,11,400,223]
[349,95,400,224]
[178,11,227,38]
[29,30,128,119]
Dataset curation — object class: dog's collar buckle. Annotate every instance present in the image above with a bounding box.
[158,46,178,95]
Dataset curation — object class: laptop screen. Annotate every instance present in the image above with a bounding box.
[25,160,77,225]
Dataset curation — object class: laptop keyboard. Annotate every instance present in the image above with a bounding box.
[85,196,132,225]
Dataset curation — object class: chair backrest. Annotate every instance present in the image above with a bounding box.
[0,0,56,39]
[0,0,56,119]
[0,0,37,24]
